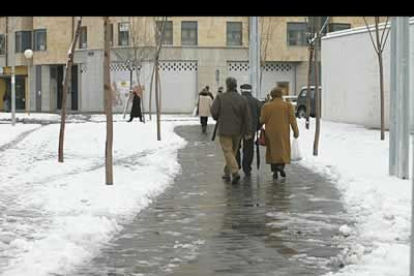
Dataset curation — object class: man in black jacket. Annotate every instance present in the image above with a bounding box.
[210,77,252,184]
[236,84,263,177]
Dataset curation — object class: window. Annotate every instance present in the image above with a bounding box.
[109,23,114,46]
[0,34,5,55]
[227,22,243,46]
[34,29,47,51]
[79,26,87,49]
[328,23,351,33]
[181,21,197,46]
[118,22,129,46]
[156,21,173,45]
[15,31,33,53]
[287,22,307,46]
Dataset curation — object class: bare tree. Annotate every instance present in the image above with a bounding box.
[150,16,167,141]
[103,16,114,185]
[259,17,276,90]
[58,17,82,163]
[363,16,391,141]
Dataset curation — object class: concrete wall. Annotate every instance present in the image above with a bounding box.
[321,20,414,129]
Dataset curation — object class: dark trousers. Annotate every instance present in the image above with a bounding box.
[236,138,254,174]
[200,116,208,126]
[271,163,285,172]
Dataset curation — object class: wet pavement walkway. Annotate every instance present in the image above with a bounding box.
[72,125,350,276]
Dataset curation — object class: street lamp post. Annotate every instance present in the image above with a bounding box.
[24,49,33,116]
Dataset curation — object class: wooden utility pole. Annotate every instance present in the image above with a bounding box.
[58,17,82,163]
[103,16,114,185]
[313,25,321,156]
[305,44,314,129]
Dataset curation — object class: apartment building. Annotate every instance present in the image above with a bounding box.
[0,16,376,113]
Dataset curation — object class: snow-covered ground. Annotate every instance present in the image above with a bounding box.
[0,116,198,276]
[297,119,411,276]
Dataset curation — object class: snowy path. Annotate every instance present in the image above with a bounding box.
[0,120,190,276]
[69,125,351,276]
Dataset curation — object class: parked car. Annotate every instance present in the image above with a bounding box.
[295,86,322,118]
[282,95,298,108]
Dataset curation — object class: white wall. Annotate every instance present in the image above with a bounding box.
[321,20,414,129]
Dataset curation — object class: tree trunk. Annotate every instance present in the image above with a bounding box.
[103,16,114,185]
[58,17,82,163]
[155,60,161,141]
[313,36,321,156]
[135,69,146,123]
[378,53,385,140]
[305,44,314,130]
[148,64,155,121]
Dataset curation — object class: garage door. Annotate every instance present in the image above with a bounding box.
[110,61,198,114]
[227,61,296,99]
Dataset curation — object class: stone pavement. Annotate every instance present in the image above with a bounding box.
[71,125,350,276]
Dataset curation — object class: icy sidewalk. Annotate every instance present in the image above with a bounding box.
[297,119,410,276]
[0,119,197,276]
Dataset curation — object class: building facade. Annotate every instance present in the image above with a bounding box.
[0,16,377,113]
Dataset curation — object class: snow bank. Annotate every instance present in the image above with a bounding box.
[296,119,410,276]
[0,119,198,276]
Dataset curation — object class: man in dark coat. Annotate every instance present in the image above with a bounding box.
[236,84,263,177]
[210,77,252,184]
[127,85,143,123]
[2,90,10,112]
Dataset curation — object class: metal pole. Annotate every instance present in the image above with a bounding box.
[10,19,16,126]
[249,17,260,98]
[256,17,261,97]
[395,17,410,179]
[389,17,397,176]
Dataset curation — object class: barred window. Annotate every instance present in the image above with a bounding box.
[181,21,197,46]
[227,22,242,46]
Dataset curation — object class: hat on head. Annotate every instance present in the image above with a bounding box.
[270,87,283,98]
[240,84,252,92]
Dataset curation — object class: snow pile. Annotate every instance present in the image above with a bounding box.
[296,119,410,276]
[0,119,197,276]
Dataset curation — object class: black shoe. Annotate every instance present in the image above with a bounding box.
[222,175,231,181]
[127,118,133,122]
[244,171,251,178]
[232,173,241,184]
[272,172,278,180]
[279,170,286,178]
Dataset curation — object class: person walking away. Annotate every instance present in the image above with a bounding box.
[3,90,10,112]
[217,86,224,95]
[211,77,252,184]
[236,84,263,177]
[127,85,143,123]
[198,88,213,133]
[260,86,299,180]
[205,85,214,100]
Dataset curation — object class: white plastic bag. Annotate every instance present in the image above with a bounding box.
[291,138,302,161]
[192,106,198,117]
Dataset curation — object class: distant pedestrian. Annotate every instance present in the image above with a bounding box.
[2,90,10,112]
[198,88,213,133]
[127,85,143,123]
[260,86,299,179]
[205,85,214,100]
[236,84,263,177]
[211,77,252,184]
[217,86,224,95]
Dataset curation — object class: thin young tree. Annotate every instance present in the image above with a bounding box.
[363,16,391,141]
[103,16,114,185]
[305,17,316,130]
[58,17,82,163]
[259,17,276,90]
[150,16,167,141]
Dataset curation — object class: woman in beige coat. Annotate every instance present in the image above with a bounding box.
[260,87,299,179]
[198,89,213,133]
